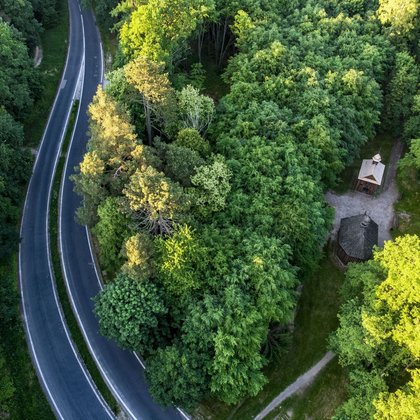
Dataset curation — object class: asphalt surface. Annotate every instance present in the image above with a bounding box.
[19,0,114,418]
[59,4,184,420]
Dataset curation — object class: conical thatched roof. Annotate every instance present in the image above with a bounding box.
[338,214,378,260]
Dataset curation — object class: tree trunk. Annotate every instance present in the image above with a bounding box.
[144,100,152,146]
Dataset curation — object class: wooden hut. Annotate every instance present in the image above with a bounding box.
[337,214,378,265]
[355,154,385,195]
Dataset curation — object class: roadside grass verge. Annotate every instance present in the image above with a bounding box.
[0,257,54,418]
[49,101,119,414]
[196,254,346,419]
[24,0,69,147]
[334,132,394,193]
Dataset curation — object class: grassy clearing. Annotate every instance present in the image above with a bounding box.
[24,0,69,147]
[196,253,346,419]
[265,359,347,420]
[334,132,394,193]
[49,102,119,414]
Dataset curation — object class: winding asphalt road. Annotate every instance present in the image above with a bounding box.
[19,0,113,418]
[59,3,185,420]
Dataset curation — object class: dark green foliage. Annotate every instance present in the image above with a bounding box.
[93,197,130,274]
[95,272,168,353]
[0,0,41,48]
[30,0,60,28]
[0,21,37,119]
[146,344,209,409]
[0,110,31,258]
[383,51,419,136]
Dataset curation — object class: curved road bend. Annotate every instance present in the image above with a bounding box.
[59,4,184,420]
[19,0,114,418]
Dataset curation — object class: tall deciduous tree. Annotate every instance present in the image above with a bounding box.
[119,0,214,66]
[177,85,215,133]
[124,57,174,145]
[332,235,420,419]
[123,166,185,235]
[378,0,419,37]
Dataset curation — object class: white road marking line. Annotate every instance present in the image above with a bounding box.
[19,1,114,417]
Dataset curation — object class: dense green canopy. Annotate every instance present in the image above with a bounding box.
[74,0,417,411]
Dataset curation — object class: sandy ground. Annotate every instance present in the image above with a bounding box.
[326,140,403,246]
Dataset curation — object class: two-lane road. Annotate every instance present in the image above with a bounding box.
[59,4,185,420]
[19,0,113,418]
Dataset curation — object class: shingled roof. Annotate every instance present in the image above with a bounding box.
[338,214,378,260]
[358,155,385,186]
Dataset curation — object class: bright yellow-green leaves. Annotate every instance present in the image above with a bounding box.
[79,151,105,177]
[365,235,420,358]
[124,57,172,106]
[123,166,184,234]
[378,0,419,37]
[88,86,137,165]
[122,233,155,279]
[334,235,420,418]
[374,369,420,419]
[119,0,214,63]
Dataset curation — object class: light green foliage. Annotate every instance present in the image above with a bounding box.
[177,85,215,133]
[175,128,209,156]
[156,224,207,297]
[123,166,185,234]
[121,232,155,279]
[399,138,420,170]
[365,236,420,359]
[92,197,130,274]
[209,286,268,404]
[374,369,420,419]
[95,272,167,353]
[332,235,420,418]
[378,0,419,37]
[88,86,137,165]
[119,0,214,65]
[232,10,254,48]
[191,155,231,213]
[124,56,175,143]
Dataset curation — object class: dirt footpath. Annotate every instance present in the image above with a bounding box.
[326,140,403,246]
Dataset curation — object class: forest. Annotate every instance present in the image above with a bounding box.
[73,0,420,415]
[0,0,63,416]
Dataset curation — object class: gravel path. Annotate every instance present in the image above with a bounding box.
[254,352,335,420]
[34,46,43,68]
[326,140,403,246]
